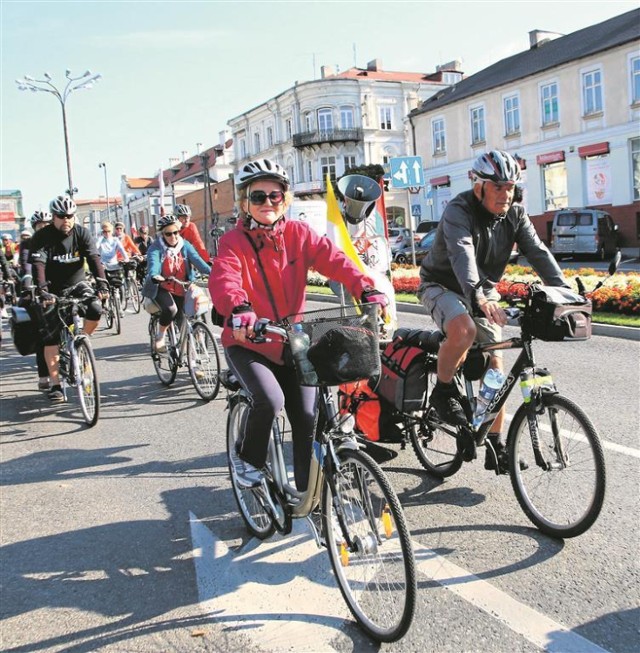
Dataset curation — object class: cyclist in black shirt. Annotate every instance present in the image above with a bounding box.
[30,195,109,402]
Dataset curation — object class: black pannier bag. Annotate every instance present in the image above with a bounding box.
[523,286,592,341]
[377,341,427,412]
[307,325,380,385]
[105,268,124,288]
[8,306,39,356]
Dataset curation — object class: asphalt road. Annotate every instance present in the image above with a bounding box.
[1,304,639,653]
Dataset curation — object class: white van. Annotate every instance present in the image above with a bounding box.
[550,209,618,260]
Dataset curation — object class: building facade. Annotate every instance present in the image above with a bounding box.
[228,59,459,226]
[409,9,640,248]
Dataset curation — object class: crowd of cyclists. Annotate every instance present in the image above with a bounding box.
[3,149,565,489]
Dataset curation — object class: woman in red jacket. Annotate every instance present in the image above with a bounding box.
[209,158,386,492]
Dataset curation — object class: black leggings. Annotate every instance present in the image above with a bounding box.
[225,345,319,492]
[155,288,185,327]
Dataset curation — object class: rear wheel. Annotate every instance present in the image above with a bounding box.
[323,448,416,642]
[127,277,141,313]
[74,338,100,427]
[226,399,275,539]
[395,254,408,264]
[113,292,122,335]
[149,317,178,385]
[508,394,606,538]
[104,295,114,329]
[187,321,221,401]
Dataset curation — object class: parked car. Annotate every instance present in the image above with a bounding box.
[415,221,438,236]
[550,208,619,260]
[393,230,437,264]
[388,227,412,253]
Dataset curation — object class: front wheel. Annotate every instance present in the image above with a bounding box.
[322,448,416,642]
[112,292,122,335]
[187,321,221,401]
[508,394,606,538]
[74,338,100,426]
[226,399,275,540]
[127,278,141,313]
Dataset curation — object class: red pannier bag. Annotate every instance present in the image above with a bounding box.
[338,380,402,443]
[376,341,427,412]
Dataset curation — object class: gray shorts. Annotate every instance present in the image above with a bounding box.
[420,282,502,349]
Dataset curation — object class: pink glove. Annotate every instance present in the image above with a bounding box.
[230,304,257,330]
[361,288,389,307]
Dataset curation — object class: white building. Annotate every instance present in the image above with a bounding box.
[228,59,460,227]
[409,9,640,247]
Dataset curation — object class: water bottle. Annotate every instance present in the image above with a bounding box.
[473,368,505,429]
[289,324,318,386]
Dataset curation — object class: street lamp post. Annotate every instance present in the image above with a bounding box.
[16,70,102,197]
[98,162,110,222]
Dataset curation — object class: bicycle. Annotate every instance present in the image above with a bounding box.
[121,259,141,314]
[102,267,123,335]
[367,271,614,539]
[148,277,221,401]
[224,304,416,642]
[37,284,101,426]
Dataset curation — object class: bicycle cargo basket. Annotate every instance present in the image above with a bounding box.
[184,285,210,318]
[292,304,380,386]
[8,306,38,356]
[105,268,124,288]
[142,297,161,315]
[523,286,592,341]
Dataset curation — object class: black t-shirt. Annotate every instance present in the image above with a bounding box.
[134,235,152,256]
[29,224,106,294]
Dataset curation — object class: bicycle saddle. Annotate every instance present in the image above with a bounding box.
[392,328,443,354]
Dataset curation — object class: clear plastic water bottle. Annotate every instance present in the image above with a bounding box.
[473,368,505,429]
[289,324,318,386]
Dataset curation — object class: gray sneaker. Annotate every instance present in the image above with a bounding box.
[229,446,263,489]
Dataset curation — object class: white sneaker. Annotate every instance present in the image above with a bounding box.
[0,308,8,319]
[155,334,167,353]
[229,446,263,488]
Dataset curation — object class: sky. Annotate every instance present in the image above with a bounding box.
[2,0,637,216]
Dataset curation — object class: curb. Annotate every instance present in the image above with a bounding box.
[306,293,639,342]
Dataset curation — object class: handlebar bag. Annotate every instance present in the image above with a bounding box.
[377,339,427,412]
[184,284,210,318]
[524,286,592,341]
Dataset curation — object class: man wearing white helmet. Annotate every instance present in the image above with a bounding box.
[419,150,568,472]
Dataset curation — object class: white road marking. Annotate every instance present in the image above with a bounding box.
[190,511,611,652]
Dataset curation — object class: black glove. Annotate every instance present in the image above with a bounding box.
[152,275,165,284]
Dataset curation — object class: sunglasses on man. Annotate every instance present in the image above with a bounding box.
[249,190,285,206]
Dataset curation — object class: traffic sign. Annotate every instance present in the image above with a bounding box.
[389,156,424,189]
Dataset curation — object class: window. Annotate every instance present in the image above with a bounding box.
[379,106,392,130]
[442,72,462,85]
[582,69,603,115]
[285,119,293,139]
[253,132,261,154]
[542,161,568,210]
[382,155,391,166]
[631,56,640,104]
[317,108,333,132]
[306,160,313,182]
[470,106,485,144]
[504,95,520,135]
[239,138,246,159]
[321,156,336,183]
[305,112,313,132]
[266,126,274,148]
[432,118,446,153]
[631,138,640,201]
[541,82,559,125]
[343,155,356,172]
[287,166,295,185]
[340,106,354,129]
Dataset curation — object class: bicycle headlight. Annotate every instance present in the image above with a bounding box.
[339,413,356,434]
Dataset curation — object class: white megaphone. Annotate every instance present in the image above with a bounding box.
[337,174,382,225]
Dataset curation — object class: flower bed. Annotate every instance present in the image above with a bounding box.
[308,265,640,315]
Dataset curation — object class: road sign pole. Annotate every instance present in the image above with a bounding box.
[408,188,417,265]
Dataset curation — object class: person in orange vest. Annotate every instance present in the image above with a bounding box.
[174,204,210,262]
[114,221,141,259]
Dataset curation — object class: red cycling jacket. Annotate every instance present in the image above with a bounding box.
[180,221,209,262]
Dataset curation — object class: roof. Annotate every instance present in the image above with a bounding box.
[126,177,158,190]
[411,9,640,116]
[161,144,222,185]
[75,197,122,206]
[330,67,447,84]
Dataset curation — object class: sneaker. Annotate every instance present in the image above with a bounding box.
[485,435,528,474]
[429,383,467,426]
[38,378,50,391]
[48,386,65,403]
[229,446,263,489]
[0,308,8,319]
[155,335,167,353]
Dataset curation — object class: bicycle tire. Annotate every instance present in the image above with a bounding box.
[508,394,606,538]
[187,321,221,401]
[149,317,178,385]
[226,399,275,540]
[74,338,100,427]
[409,371,463,478]
[128,278,141,314]
[113,292,122,335]
[322,448,416,642]
[104,295,114,330]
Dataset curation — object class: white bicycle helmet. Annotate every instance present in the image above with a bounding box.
[471,150,521,185]
[31,211,52,227]
[174,204,191,217]
[157,214,180,230]
[49,195,77,217]
[235,158,290,191]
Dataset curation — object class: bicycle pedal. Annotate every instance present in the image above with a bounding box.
[457,431,476,462]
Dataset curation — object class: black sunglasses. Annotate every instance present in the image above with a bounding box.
[164,230,180,236]
[249,190,285,206]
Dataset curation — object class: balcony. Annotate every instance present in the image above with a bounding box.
[293,128,363,149]
[293,180,326,196]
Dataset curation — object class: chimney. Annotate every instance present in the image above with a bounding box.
[169,157,180,167]
[436,59,463,72]
[366,58,382,72]
[529,29,563,49]
[321,65,335,78]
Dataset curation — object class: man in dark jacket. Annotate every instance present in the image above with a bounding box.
[419,150,568,470]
